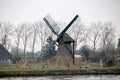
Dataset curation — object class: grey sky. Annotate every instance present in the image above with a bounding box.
[0,0,120,52]
[0,0,120,32]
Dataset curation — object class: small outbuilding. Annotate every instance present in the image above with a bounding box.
[0,44,14,65]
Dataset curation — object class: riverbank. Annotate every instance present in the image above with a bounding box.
[0,67,120,77]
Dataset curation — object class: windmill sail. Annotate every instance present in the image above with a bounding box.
[44,14,59,34]
[41,14,79,65]
[38,42,56,61]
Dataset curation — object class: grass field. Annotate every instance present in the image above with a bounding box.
[0,64,120,77]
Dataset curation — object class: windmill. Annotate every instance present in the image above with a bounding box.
[39,14,79,66]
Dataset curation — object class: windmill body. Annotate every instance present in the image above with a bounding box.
[57,33,74,58]
[56,33,74,67]
[40,14,79,67]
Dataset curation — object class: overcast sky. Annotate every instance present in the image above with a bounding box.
[0,0,120,35]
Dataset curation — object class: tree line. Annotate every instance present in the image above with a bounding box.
[0,18,119,64]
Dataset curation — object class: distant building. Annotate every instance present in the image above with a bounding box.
[0,44,14,65]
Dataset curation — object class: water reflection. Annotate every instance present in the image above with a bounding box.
[0,75,120,80]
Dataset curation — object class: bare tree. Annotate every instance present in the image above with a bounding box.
[88,22,102,54]
[101,22,115,60]
[0,22,2,42]
[21,23,32,59]
[70,19,85,50]
[38,21,50,51]
[30,23,39,58]
[0,22,13,49]
[14,25,22,55]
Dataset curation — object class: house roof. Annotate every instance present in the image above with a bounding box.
[0,44,13,60]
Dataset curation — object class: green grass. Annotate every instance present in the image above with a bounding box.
[0,64,120,77]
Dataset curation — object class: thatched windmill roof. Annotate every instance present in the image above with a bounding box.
[0,44,13,60]
[63,33,74,43]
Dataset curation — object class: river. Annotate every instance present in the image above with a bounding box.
[0,75,120,80]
